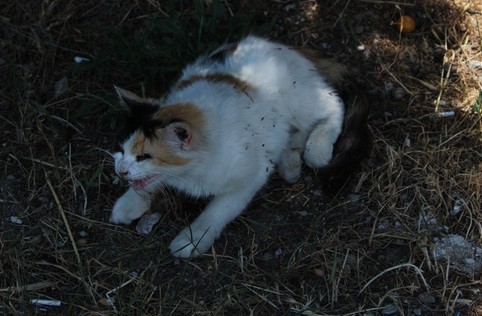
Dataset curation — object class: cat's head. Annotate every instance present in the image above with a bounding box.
[113,87,205,192]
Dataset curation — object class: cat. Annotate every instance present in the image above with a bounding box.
[109,36,370,258]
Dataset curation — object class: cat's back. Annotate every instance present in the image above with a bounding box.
[182,36,316,93]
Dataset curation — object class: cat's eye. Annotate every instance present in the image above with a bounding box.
[136,153,152,162]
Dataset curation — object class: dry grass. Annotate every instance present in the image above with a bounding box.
[1,0,481,315]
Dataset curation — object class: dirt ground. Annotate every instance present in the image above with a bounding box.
[1,0,482,315]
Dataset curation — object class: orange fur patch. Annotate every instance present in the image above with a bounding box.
[130,103,205,166]
[176,73,255,99]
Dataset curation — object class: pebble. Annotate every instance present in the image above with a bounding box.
[321,42,331,49]
[74,56,89,63]
[384,82,394,92]
[76,238,88,246]
[392,88,405,101]
[9,216,23,224]
[412,308,422,316]
[262,252,273,261]
[382,304,398,315]
[135,213,161,235]
[355,25,364,34]
[348,193,361,203]
[418,293,436,304]
[465,258,476,265]
[468,60,482,69]
[54,76,69,97]
[452,201,463,215]
[283,4,296,12]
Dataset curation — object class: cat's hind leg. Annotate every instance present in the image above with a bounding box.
[304,108,344,169]
[110,187,151,224]
[278,129,307,183]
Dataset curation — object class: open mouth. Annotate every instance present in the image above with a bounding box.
[130,175,160,190]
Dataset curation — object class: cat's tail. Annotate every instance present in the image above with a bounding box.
[319,76,372,193]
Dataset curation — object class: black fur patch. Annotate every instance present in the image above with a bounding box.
[141,118,184,139]
[318,76,372,194]
[122,98,159,135]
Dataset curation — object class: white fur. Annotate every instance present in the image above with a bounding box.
[111,36,344,258]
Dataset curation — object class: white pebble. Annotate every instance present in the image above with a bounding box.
[9,216,22,224]
[74,56,89,63]
[437,111,455,117]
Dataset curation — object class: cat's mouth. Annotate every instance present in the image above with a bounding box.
[130,175,160,190]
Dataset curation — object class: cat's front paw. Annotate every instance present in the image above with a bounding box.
[110,188,150,225]
[169,226,216,258]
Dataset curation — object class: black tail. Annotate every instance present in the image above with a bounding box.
[319,77,372,193]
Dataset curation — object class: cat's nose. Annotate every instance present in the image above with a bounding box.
[117,166,129,178]
[118,171,128,178]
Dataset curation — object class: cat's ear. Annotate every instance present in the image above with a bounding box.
[114,86,157,114]
[163,122,193,151]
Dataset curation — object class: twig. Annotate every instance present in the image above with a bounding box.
[0,281,55,293]
[355,0,415,5]
[360,263,430,293]
[45,171,82,267]
[22,156,69,171]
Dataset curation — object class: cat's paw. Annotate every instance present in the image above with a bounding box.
[169,225,216,258]
[304,142,333,169]
[109,189,150,225]
[279,151,302,183]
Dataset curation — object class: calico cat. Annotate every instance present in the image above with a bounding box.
[110,36,370,258]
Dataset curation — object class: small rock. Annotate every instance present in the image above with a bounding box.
[313,268,324,277]
[321,42,331,49]
[418,293,436,304]
[382,304,398,315]
[262,252,273,261]
[74,56,89,63]
[468,60,482,69]
[283,3,296,12]
[135,213,161,235]
[412,308,422,316]
[465,258,476,265]
[452,200,464,215]
[355,25,364,34]
[384,82,394,92]
[348,193,361,203]
[54,76,69,97]
[79,230,89,237]
[410,64,423,76]
[77,238,88,246]
[275,248,283,257]
[9,216,22,224]
[392,88,405,101]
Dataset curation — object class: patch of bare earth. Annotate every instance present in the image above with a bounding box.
[1,0,481,315]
